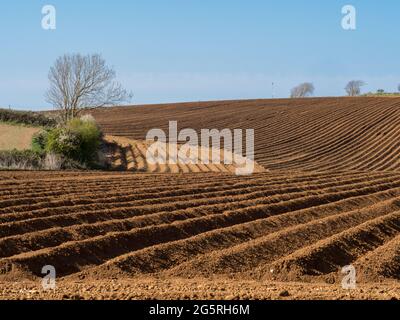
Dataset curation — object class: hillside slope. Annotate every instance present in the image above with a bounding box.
[93,97,400,172]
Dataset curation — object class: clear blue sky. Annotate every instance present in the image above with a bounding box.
[0,0,399,110]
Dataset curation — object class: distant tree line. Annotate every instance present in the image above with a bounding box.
[289,80,400,98]
[0,108,56,127]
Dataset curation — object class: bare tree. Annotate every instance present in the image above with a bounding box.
[290,83,315,98]
[345,80,365,96]
[46,53,132,122]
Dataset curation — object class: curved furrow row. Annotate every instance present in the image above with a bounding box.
[3,179,400,260]
[2,177,400,277]
[165,208,398,278]
[354,235,400,281]
[76,193,400,279]
[0,171,386,220]
[264,211,400,281]
[262,100,393,167]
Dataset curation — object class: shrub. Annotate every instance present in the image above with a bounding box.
[45,127,82,160]
[31,131,49,154]
[80,114,96,123]
[0,149,86,170]
[40,116,103,167]
[0,150,43,170]
[68,117,102,164]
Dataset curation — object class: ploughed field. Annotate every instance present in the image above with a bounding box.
[94,97,400,172]
[1,97,400,299]
[104,135,265,174]
[0,170,399,287]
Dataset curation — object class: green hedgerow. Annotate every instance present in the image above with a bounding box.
[0,108,56,128]
[0,149,43,170]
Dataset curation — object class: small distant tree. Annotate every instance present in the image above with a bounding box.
[377,89,385,94]
[46,53,132,123]
[290,83,315,98]
[345,80,365,96]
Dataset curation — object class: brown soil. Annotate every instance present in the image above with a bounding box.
[93,97,400,172]
[1,97,400,300]
[1,278,399,300]
[0,170,399,300]
[103,135,266,174]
